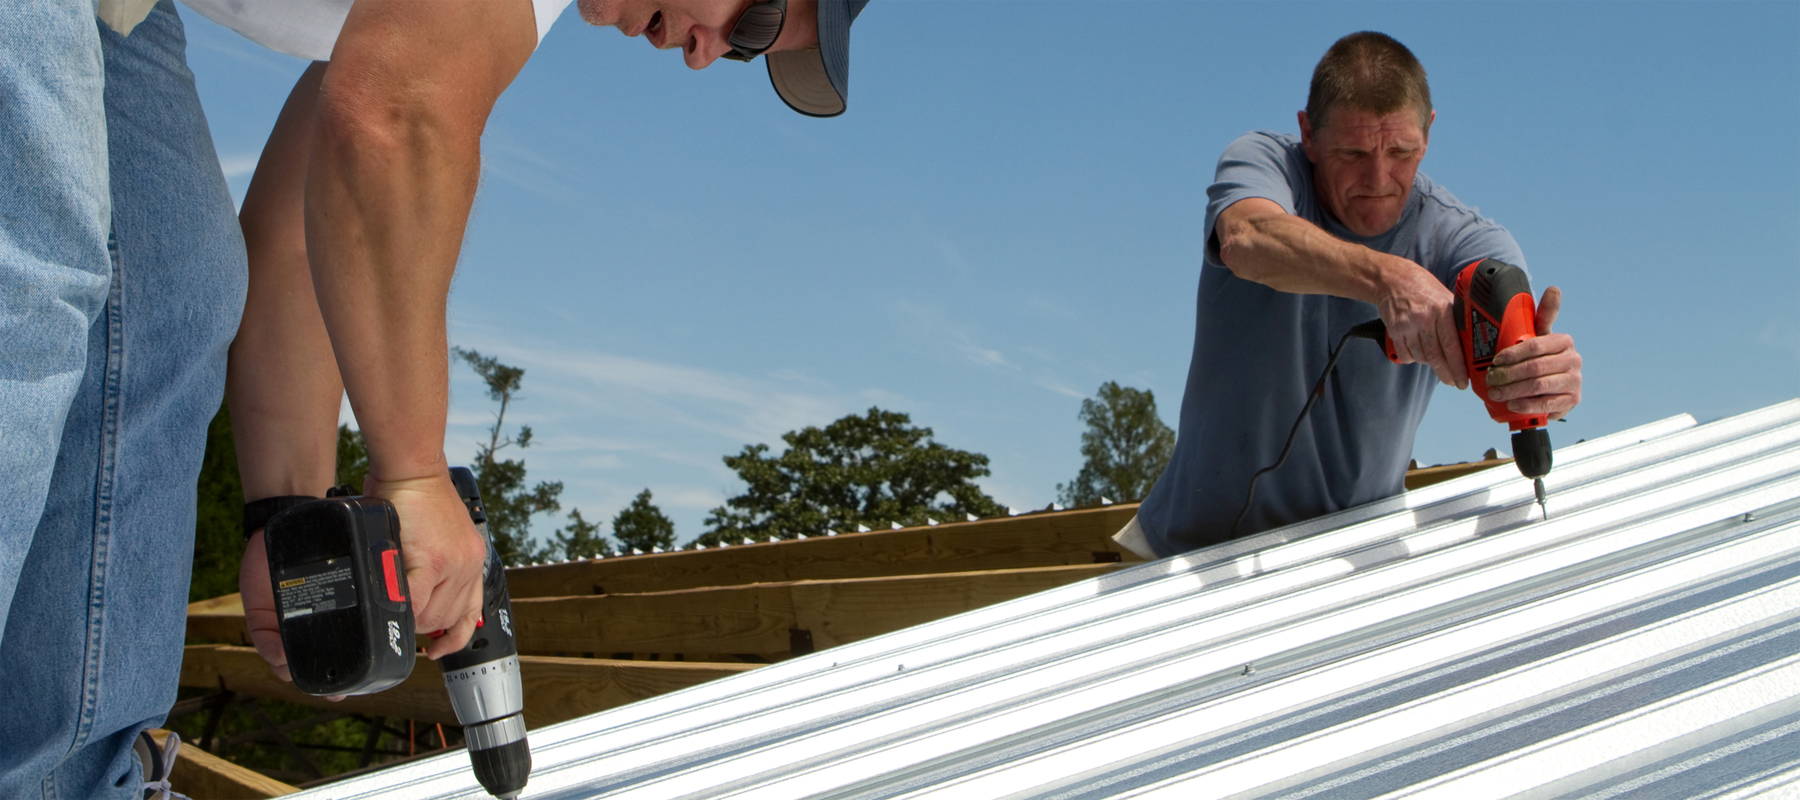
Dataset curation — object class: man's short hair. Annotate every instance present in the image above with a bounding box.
[1306,32,1432,131]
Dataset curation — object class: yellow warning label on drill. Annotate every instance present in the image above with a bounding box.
[275,556,358,620]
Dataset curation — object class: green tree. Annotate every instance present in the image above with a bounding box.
[551,508,610,560]
[191,403,244,602]
[336,423,369,491]
[1057,381,1176,507]
[455,347,561,565]
[612,489,675,553]
[699,408,1005,546]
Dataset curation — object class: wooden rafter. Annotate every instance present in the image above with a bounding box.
[505,504,1142,597]
[146,728,299,799]
[179,645,756,728]
[514,563,1124,657]
[189,563,1122,660]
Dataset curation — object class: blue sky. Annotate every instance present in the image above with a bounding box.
[180,1,1800,549]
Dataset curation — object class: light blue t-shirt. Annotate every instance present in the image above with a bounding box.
[1137,131,1525,556]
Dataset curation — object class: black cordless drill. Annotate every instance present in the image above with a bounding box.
[264,466,531,798]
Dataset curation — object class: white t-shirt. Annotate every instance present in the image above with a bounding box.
[179,0,575,62]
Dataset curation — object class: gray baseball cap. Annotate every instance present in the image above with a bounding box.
[765,0,870,117]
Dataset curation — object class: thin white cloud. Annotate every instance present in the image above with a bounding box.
[181,25,310,76]
[571,453,624,470]
[652,487,730,512]
[963,343,1009,368]
[218,153,259,180]
[891,299,1082,398]
[479,138,583,206]
[1032,377,1087,400]
[448,326,854,451]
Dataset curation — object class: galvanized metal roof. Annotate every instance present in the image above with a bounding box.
[297,399,1800,799]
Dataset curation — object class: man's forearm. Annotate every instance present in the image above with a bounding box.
[231,63,340,501]
[303,103,467,482]
[1214,201,1403,303]
[303,0,534,482]
[1214,197,1467,387]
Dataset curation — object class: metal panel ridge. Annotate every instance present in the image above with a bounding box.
[930,511,1800,799]
[513,406,1797,794]
[651,458,1800,799]
[286,400,1800,799]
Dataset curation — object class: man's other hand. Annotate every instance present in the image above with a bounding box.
[1486,286,1582,420]
[240,530,347,701]
[1377,261,1468,390]
[364,471,489,660]
[240,530,290,682]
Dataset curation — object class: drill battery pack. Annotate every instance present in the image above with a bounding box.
[264,496,415,696]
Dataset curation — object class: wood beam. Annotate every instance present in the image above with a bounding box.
[146,728,299,799]
[191,564,1121,659]
[505,505,1144,597]
[512,563,1123,657]
[178,646,757,728]
[186,593,248,644]
[1404,457,1512,490]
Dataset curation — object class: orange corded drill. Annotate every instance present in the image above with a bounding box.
[1232,257,1553,537]
[1372,258,1553,518]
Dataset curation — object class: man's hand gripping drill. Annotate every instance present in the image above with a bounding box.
[240,467,531,798]
[1367,258,1580,518]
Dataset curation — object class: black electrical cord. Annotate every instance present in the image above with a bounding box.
[1230,319,1387,539]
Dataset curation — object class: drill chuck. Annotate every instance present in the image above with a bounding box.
[1511,428,1553,480]
[467,738,532,800]
[445,466,532,798]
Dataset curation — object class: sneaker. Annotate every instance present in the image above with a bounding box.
[133,730,191,800]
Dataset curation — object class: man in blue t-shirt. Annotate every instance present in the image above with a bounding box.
[1121,31,1585,558]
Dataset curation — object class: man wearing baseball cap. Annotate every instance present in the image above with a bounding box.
[0,1,869,796]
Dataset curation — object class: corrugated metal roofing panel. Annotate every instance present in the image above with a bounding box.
[294,399,1800,799]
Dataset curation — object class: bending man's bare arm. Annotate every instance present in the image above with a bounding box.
[231,0,537,668]
[306,0,537,659]
[230,62,341,683]
[1213,197,1468,389]
[231,62,339,507]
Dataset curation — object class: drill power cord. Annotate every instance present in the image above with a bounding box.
[1230,320,1387,539]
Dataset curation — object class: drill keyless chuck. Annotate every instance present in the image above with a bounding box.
[444,648,530,798]
[464,714,530,799]
[444,466,533,797]
[1513,428,1553,519]
[1511,428,1553,480]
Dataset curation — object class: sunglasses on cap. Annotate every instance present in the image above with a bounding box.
[721,0,788,62]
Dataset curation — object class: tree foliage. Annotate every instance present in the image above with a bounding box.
[551,508,610,560]
[1057,381,1175,507]
[699,408,1004,546]
[455,347,562,565]
[612,489,675,553]
[191,403,244,602]
[336,423,369,491]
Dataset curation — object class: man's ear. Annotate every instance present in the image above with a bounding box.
[1298,110,1317,160]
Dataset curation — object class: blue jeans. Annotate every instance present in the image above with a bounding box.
[0,2,246,796]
